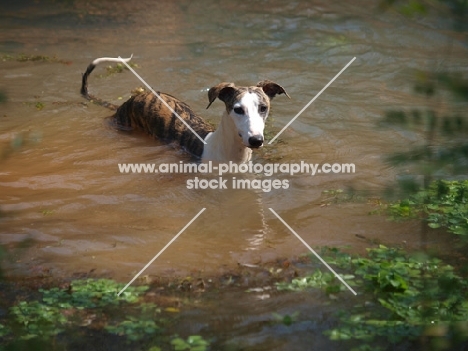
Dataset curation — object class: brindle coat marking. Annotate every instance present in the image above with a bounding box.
[114,91,213,157]
[81,57,289,160]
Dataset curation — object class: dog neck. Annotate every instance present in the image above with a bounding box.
[202,111,252,163]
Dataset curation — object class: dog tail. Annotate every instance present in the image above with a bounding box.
[80,55,133,110]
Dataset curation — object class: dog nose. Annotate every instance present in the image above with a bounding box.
[248,135,263,148]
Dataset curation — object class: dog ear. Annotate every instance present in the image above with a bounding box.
[206,82,236,109]
[257,80,290,100]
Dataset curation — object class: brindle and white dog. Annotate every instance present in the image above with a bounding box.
[81,57,289,163]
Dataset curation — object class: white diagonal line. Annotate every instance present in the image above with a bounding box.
[117,208,206,296]
[118,56,207,145]
[268,208,357,295]
[268,57,356,144]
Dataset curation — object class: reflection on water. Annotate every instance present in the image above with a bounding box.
[0,1,467,348]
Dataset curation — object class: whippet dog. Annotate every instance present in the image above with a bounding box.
[81,57,290,163]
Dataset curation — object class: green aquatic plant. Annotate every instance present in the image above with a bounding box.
[170,335,210,351]
[389,179,468,236]
[98,62,140,78]
[10,301,68,340]
[40,278,148,308]
[1,53,71,64]
[277,269,354,295]
[105,317,161,341]
[1,278,213,350]
[279,246,468,349]
[272,311,300,326]
[4,279,149,341]
[23,101,45,110]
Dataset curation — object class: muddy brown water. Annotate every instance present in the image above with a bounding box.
[0,1,467,349]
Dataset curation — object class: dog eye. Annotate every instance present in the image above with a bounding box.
[234,107,244,115]
[259,105,268,113]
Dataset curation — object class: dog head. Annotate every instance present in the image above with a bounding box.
[206,80,290,148]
